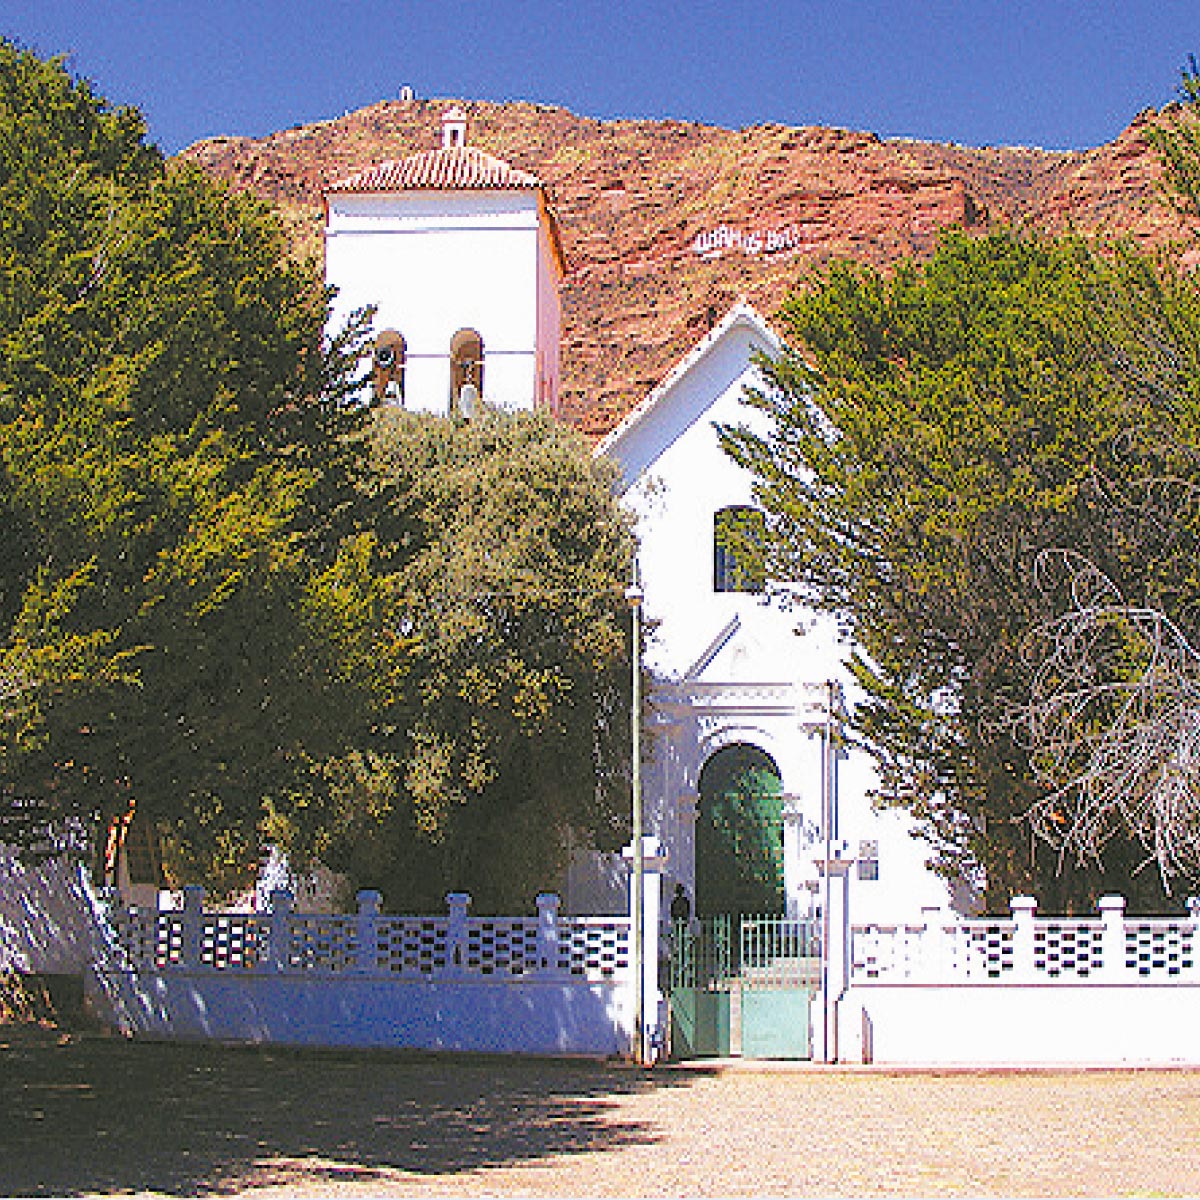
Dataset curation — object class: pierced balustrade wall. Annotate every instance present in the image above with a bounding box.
[109,888,632,985]
[86,840,670,1060]
[850,895,1198,985]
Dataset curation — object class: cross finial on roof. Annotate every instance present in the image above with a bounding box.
[442,106,468,149]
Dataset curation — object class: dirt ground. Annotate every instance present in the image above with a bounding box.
[2,1024,1198,1197]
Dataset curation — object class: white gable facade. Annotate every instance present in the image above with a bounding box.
[325,108,563,415]
[574,304,960,925]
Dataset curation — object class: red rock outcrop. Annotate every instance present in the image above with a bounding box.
[182,98,1195,438]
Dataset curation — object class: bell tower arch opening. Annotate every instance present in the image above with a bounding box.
[696,742,784,918]
[450,327,484,417]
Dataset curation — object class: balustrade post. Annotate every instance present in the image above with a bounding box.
[180,885,205,970]
[919,905,947,983]
[265,888,293,972]
[1010,895,1037,981]
[1098,894,1127,979]
[355,889,383,975]
[446,892,471,974]
[816,851,853,1062]
[535,893,561,975]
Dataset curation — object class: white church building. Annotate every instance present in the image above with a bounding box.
[16,106,1200,1072]
[323,108,959,927]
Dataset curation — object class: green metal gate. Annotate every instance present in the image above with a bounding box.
[669,915,819,1059]
[669,915,734,1057]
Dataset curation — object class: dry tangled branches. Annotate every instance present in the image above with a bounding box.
[1014,557,1200,890]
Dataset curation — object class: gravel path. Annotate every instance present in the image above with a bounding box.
[2,1028,1198,1196]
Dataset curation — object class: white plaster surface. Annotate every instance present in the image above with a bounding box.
[839,984,1200,1066]
[0,846,107,974]
[87,970,635,1057]
[325,190,559,414]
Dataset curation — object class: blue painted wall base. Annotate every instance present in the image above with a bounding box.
[86,968,635,1058]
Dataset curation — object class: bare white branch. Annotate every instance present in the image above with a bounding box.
[1012,557,1200,888]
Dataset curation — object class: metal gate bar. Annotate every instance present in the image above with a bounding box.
[669,915,820,1059]
[739,915,821,990]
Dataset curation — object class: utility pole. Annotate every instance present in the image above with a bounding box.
[820,680,831,1061]
[626,561,645,1065]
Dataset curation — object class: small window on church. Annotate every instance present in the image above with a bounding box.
[858,840,880,882]
[371,330,406,403]
[714,506,766,593]
[450,328,484,418]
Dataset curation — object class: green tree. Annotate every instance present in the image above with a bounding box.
[1146,57,1200,233]
[1003,66,1200,894]
[0,43,391,893]
[285,407,637,913]
[723,228,1188,910]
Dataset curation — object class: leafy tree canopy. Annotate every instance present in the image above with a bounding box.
[1,44,640,913]
[1002,64,1200,895]
[723,228,1200,911]
[277,407,636,913]
[0,41,389,891]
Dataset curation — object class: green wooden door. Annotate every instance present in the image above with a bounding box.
[697,745,784,918]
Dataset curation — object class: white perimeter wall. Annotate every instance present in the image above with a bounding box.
[832,899,1200,1065]
[88,971,635,1057]
[0,846,106,974]
[83,883,662,1059]
[839,984,1200,1066]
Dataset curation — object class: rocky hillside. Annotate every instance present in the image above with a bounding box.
[184,99,1194,437]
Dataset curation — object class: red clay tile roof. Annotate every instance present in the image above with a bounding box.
[329,145,543,193]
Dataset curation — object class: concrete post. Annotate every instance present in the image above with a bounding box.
[264,888,293,972]
[624,836,667,1060]
[446,892,471,974]
[535,893,561,975]
[1098,893,1127,979]
[816,852,852,1062]
[919,905,948,983]
[1010,895,1038,981]
[780,797,807,919]
[355,889,382,974]
[180,884,205,970]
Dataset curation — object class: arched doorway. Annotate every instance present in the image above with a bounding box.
[696,743,784,917]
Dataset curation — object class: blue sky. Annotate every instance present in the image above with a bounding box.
[5,1,1199,155]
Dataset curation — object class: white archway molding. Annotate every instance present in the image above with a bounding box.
[697,721,785,781]
[673,791,699,822]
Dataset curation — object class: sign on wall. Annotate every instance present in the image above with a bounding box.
[693,225,806,259]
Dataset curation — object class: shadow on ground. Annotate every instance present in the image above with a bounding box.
[0,1026,704,1196]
